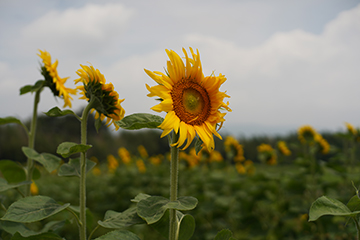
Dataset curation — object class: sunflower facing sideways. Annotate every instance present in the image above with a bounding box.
[145,48,231,151]
[75,64,125,130]
[38,50,77,108]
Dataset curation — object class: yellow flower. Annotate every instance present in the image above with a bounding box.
[75,64,125,130]
[235,163,246,174]
[149,155,162,165]
[224,136,245,162]
[30,181,39,195]
[257,144,277,165]
[345,122,357,136]
[277,141,291,156]
[138,145,149,158]
[298,125,317,144]
[118,147,131,165]
[314,134,330,154]
[145,48,231,151]
[107,154,119,173]
[92,167,101,176]
[136,159,147,173]
[38,50,77,108]
[209,150,223,162]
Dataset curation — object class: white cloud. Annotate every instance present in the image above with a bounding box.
[21,3,134,57]
[184,4,360,130]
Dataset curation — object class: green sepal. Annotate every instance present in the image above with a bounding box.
[214,229,237,240]
[1,196,70,223]
[98,207,145,229]
[0,160,26,183]
[21,147,61,173]
[137,196,198,224]
[44,107,79,120]
[0,178,31,193]
[0,220,64,237]
[150,210,196,240]
[56,142,92,158]
[308,196,360,221]
[115,113,164,130]
[10,232,63,240]
[94,230,141,240]
[19,80,45,95]
[195,137,204,155]
[58,158,96,177]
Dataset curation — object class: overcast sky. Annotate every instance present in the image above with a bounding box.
[1,0,359,137]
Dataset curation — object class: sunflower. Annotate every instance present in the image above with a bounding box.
[257,143,277,165]
[314,134,330,154]
[75,64,125,130]
[145,48,231,151]
[38,50,77,108]
[345,122,357,136]
[298,125,317,144]
[277,141,291,156]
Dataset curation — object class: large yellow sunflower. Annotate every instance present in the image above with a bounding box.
[75,64,125,130]
[37,50,77,108]
[145,48,231,151]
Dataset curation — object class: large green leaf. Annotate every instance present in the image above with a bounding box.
[0,220,64,237]
[0,178,31,193]
[21,147,61,173]
[94,230,141,240]
[44,107,79,119]
[58,158,96,177]
[98,207,144,229]
[10,232,63,240]
[0,160,26,183]
[56,142,92,158]
[137,196,198,224]
[309,196,360,221]
[1,196,70,223]
[214,229,237,240]
[131,193,151,203]
[115,113,164,130]
[19,80,45,95]
[0,117,24,126]
[150,210,196,240]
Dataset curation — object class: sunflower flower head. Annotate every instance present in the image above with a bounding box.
[257,143,277,165]
[314,134,330,154]
[298,125,317,144]
[277,141,291,156]
[75,64,125,130]
[145,48,231,152]
[37,50,77,108]
[345,122,358,136]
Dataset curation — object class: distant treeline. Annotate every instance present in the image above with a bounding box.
[0,110,351,164]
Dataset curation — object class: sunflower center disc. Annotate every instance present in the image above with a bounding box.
[171,80,211,126]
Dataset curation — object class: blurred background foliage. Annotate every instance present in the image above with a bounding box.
[1,112,360,239]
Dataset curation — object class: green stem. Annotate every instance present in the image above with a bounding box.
[353,217,360,240]
[25,89,41,196]
[169,132,179,240]
[88,225,100,240]
[79,100,94,240]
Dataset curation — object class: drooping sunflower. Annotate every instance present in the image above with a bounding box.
[298,125,317,144]
[145,48,231,151]
[277,141,291,156]
[38,50,77,108]
[75,64,125,130]
[314,134,330,154]
[345,122,357,136]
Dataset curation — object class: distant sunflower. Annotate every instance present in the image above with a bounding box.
[277,141,291,156]
[75,64,125,130]
[314,134,330,154]
[38,50,77,107]
[345,122,357,136]
[145,48,231,151]
[298,125,317,144]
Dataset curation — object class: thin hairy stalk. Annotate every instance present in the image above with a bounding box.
[169,132,180,240]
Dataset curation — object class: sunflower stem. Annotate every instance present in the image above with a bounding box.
[169,132,180,240]
[79,99,94,240]
[25,89,41,197]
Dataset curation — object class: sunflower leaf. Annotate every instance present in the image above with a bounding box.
[0,178,31,193]
[44,107,79,119]
[94,230,141,240]
[214,229,237,240]
[21,147,61,173]
[56,142,92,158]
[0,160,26,183]
[58,158,96,177]
[115,113,164,130]
[98,207,145,229]
[19,80,45,95]
[0,117,28,133]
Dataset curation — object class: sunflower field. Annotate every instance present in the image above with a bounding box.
[1,49,360,240]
